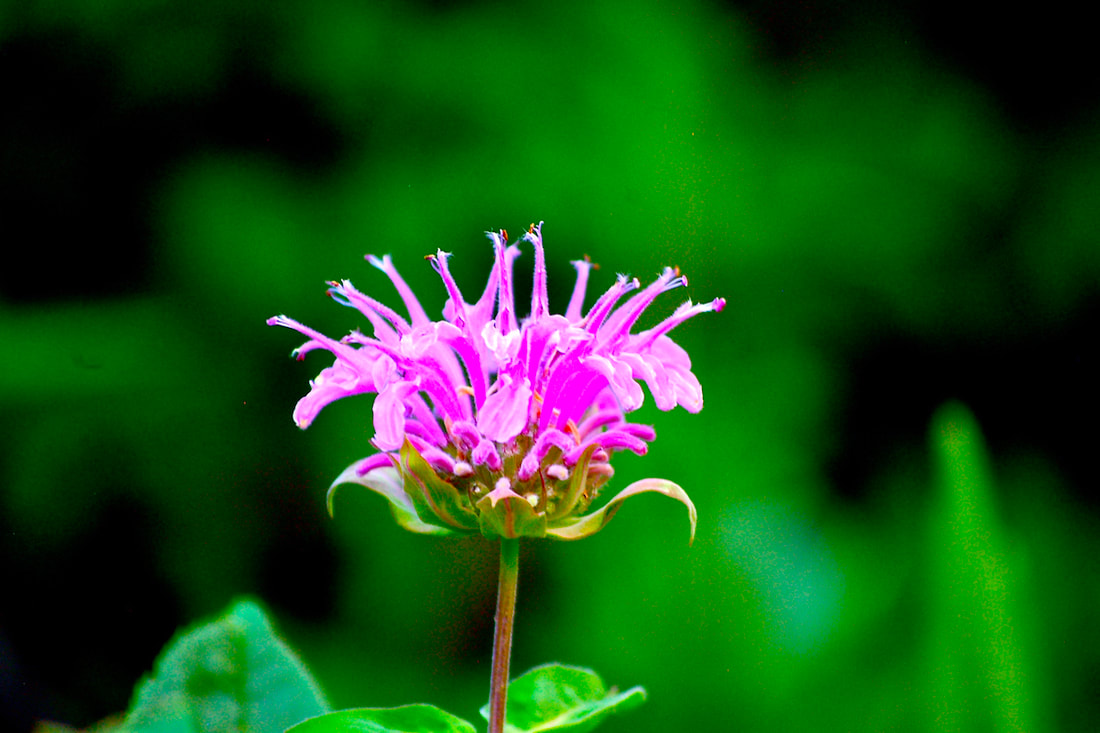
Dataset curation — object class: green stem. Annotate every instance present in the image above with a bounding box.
[488,538,520,733]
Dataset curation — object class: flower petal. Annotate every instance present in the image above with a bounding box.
[367,253,433,327]
[566,257,595,323]
[477,373,533,443]
[293,360,375,429]
[524,222,549,321]
[372,380,420,450]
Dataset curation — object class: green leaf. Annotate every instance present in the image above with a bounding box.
[286,706,477,733]
[328,456,456,536]
[927,402,1031,730]
[117,598,329,733]
[545,478,697,544]
[481,664,646,733]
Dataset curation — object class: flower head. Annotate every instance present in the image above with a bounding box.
[268,223,723,541]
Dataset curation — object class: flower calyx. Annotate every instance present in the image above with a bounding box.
[330,438,696,542]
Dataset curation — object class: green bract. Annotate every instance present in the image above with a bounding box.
[329,439,697,542]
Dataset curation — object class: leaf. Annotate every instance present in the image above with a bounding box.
[329,457,456,536]
[545,478,697,544]
[927,402,1031,730]
[480,664,646,733]
[286,706,478,733]
[117,598,329,733]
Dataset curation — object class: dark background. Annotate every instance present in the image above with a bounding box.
[2,0,1097,730]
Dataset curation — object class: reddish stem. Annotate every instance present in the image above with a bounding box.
[488,538,520,733]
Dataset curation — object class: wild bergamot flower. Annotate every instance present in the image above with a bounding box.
[268,223,723,541]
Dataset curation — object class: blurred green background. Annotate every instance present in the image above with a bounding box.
[2,0,1098,730]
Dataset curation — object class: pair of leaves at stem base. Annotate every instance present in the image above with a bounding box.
[329,439,698,543]
[93,599,644,733]
[289,664,646,733]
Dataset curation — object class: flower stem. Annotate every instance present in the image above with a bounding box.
[488,537,520,733]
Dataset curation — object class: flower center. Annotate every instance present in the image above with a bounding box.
[448,428,613,523]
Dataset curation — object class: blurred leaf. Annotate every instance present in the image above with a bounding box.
[1014,121,1100,318]
[33,718,125,733]
[480,664,646,733]
[717,498,845,656]
[286,706,477,733]
[0,299,194,404]
[927,403,1033,731]
[118,599,329,733]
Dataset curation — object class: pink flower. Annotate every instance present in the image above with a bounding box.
[269,224,723,540]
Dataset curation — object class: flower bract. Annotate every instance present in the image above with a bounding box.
[268,223,723,541]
